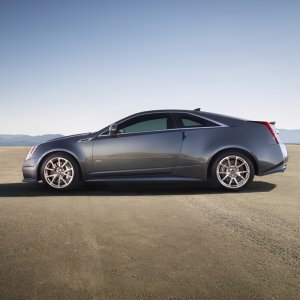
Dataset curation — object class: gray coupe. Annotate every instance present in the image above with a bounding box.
[23,109,288,191]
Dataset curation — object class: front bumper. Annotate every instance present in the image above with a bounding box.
[22,158,39,182]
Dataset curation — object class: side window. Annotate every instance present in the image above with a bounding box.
[118,114,173,134]
[176,113,218,128]
[182,118,202,127]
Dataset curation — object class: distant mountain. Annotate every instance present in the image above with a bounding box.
[279,129,300,144]
[0,134,63,146]
[0,129,299,146]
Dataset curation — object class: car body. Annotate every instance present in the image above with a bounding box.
[22,109,288,191]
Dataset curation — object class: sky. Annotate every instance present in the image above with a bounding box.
[0,0,299,135]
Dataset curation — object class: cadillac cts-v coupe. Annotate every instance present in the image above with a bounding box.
[22,109,288,191]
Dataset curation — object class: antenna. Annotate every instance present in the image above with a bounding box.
[193,108,201,111]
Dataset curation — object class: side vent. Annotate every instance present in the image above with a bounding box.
[78,138,93,143]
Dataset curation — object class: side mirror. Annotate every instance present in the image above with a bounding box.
[109,124,118,135]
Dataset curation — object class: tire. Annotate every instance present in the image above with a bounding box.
[40,152,80,190]
[211,150,254,191]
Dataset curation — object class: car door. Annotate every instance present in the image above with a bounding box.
[172,112,221,179]
[90,113,183,178]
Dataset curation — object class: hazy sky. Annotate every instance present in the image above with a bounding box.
[0,0,299,135]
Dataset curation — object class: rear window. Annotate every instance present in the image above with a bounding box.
[175,113,218,128]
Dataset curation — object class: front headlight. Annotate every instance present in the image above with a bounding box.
[25,145,38,160]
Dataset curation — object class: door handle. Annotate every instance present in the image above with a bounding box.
[182,132,187,140]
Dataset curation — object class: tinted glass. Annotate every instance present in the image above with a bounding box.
[121,118,167,133]
[176,113,218,128]
[118,114,173,134]
[182,118,203,127]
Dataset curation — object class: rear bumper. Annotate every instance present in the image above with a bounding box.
[262,161,287,175]
[256,143,288,176]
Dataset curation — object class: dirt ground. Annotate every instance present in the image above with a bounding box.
[0,146,299,300]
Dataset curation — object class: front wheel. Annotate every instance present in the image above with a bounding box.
[40,153,80,190]
[211,151,254,191]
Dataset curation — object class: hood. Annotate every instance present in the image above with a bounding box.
[47,132,94,143]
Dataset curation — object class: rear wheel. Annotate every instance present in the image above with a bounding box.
[40,153,80,190]
[211,151,254,191]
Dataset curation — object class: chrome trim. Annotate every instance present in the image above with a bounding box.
[78,138,93,143]
[98,111,228,137]
[98,126,225,137]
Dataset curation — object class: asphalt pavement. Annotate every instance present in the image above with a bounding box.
[0,146,299,300]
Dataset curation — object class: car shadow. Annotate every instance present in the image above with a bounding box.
[0,181,276,197]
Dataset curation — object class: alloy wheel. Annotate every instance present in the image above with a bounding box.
[44,157,74,189]
[216,155,250,189]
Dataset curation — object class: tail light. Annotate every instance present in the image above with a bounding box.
[253,121,279,144]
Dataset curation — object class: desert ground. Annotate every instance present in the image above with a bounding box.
[0,146,299,300]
